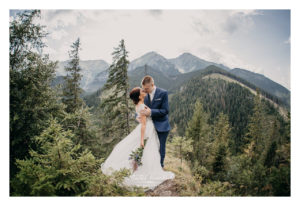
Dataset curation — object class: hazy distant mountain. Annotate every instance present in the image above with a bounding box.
[54,51,231,93]
[169,52,230,73]
[128,51,181,76]
[229,68,290,106]
[55,59,109,92]
[85,69,109,94]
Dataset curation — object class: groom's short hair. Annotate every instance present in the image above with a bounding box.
[141,75,154,85]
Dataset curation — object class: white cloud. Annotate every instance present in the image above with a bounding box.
[284,36,290,44]
[39,10,81,29]
[29,10,289,89]
[38,10,260,64]
[49,29,68,40]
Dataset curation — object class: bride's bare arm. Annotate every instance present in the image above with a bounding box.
[140,113,146,148]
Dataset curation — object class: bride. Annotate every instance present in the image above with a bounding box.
[100,87,175,191]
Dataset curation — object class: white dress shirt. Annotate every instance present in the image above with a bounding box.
[149,85,156,117]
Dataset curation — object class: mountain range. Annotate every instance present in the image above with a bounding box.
[169,52,230,72]
[53,51,290,108]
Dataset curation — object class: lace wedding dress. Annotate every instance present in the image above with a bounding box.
[100,103,175,191]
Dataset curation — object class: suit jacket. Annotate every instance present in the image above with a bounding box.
[145,87,171,132]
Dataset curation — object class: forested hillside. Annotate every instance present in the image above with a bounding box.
[83,64,290,113]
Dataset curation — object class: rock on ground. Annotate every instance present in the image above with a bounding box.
[145,179,180,196]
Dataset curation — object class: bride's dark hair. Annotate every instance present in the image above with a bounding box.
[129,87,141,105]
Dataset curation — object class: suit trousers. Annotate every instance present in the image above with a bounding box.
[156,130,169,168]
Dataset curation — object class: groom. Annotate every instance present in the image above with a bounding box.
[137,75,171,169]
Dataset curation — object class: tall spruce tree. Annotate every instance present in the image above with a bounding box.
[210,112,231,180]
[244,88,266,163]
[60,38,98,154]
[241,89,270,195]
[62,38,84,114]
[185,100,211,168]
[10,10,65,184]
[171,136,193,167]
[98,39,132,147]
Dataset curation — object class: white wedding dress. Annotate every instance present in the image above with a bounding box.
[100,103,175,191]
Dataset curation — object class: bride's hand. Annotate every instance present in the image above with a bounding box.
[140,107,151,117]
[140,141,144,148]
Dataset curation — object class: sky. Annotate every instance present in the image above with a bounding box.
[9,9,290,90]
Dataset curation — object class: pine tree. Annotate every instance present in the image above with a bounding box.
[60,105,95,150]
[211,112,231,150]
[171,136,193,167]
[185,100,211,168]
[244,88,266,163]
[59,38,98,152]
[264,141,277,168]
[98,39,132,146]
[263,117,280,168]
[11,117,102,196]
[212,145,227,177]
[9,10,47,70]
[211,112,231,180]
[242,89,270,195]
[12,116,145,196]
[62,38,84,114]
[10,10,65,184]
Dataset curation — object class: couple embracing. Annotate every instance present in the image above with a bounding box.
[101,75,175,191]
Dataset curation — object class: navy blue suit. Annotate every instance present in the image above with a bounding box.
[145,87,171,168]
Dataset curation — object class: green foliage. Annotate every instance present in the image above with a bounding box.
[171,136,193,166]
[192,163,210,183]
[244,89,267,161]
[98,39,134,150]
[82,168,145,196]
[10,10,48,70]
[210,113,231,180]
[59,37,102,159]
[10,10,65,182]
[170,77,255,154]
[185,100,212,168]
[176,87,290,196]
[226,154,253,195]
[12,117,144,196]
[198,181,235,196]
[212,145,227,179]
[267,165,290,196]
[12,117,98,195]
[62,38,84,113]
[264,141,277,168]
[129,139,148,166]
[60,105,96,153]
